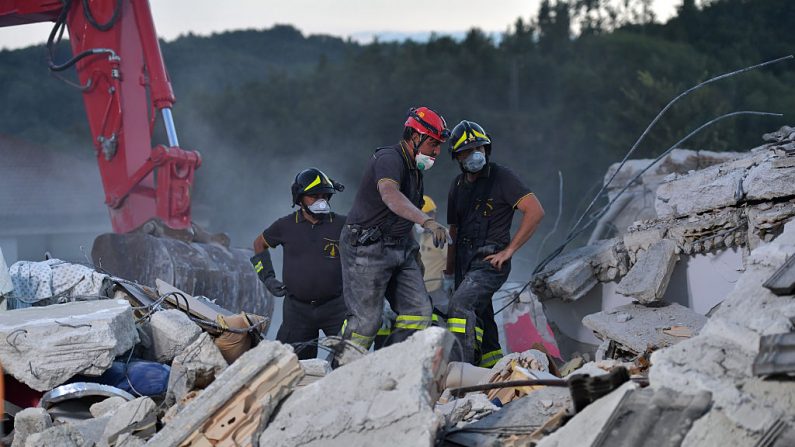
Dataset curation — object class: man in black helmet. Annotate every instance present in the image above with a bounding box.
[250,168,347,360]
[334,106,452,365]
[444,120,545,367]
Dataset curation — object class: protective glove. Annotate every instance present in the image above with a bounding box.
[250,251,287,297]
[422,219,452,248]
[442,273,455,295]
[264,277,288,297]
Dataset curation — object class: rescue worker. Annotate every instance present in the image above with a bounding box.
[250,168,347,360]
[334,106,452,365]
[444,120,545,367]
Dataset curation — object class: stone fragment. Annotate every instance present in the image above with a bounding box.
[150,340,302,447]
[100,397,157,446]
[537,382,638,447]
[616,239,678,303]
[743,156,795,201]
[141,309,202,363]
[583,302,707,355]
[0,300,138,391]
[297,358,332,388]
[546,259,597,302]
[655,153,762,219]
[24,424,87,447]
[90,396,127,418]
[11,407,52,447]
[260,327,453,447]
[446,386,570,446]
[435,393,499,428]
[166,332,228,404]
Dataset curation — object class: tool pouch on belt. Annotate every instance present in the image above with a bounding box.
[349,225,383,247]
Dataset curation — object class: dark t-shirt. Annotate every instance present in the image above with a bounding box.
[447,163,532,247]
[262,211,346,302]
[346,143,424,237]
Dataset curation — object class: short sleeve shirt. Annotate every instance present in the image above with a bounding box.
[346,143,424,237]
[262,212,346,302]
[447,163,532,247]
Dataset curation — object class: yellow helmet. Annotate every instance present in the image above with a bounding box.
[421,195,437,213]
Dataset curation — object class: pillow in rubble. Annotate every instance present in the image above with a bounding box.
[213,313,266,364]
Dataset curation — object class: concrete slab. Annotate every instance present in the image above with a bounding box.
[583,302,707,355]
[0,299,138,391]
[260,327,453,447]
[166,332,228,404]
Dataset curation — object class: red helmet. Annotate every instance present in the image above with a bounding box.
[404,107,450,142]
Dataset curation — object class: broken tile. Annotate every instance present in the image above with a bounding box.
[259,327,453,447]
[0,299,138,391]
[616,239,678,304]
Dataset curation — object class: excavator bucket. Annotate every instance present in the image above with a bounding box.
[91,224,273,322]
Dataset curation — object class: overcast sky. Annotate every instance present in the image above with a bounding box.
[0,0,680,50]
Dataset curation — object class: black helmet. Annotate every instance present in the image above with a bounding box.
[449,120,492,159]
[290,168,344,206]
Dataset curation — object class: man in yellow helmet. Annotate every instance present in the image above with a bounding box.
[444,120,545,367]
[251,168,347,360]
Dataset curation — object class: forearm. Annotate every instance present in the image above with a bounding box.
[378,181,430,225]
[506,195,545,254]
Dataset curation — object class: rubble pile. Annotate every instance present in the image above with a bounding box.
[1,127,794,446]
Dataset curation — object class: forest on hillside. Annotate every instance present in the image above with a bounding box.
[2,0,794,279]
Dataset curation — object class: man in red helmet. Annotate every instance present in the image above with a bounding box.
[334,106,452,365]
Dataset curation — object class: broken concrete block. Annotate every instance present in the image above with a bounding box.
[546,258,598,302]
[655,153,762,219]
[743,156,795,201]
[260,327,454,447]
[142,309,201,363]
[616,239,678,303]
[167,332,228,404]
[24,424,87,447]
[435,392,499,428]
[0,299,138,391]
[445,386,570,446]
[537,382,639,447]
[583,302,707,355]
[681,409,761,447]
[150,340,302,447]
[67,416,112,447]
[100,397,157,446]
[11,407,52,447]
[297,358,332,388]
[89,396,127,418]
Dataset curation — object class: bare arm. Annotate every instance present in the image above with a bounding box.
[253,234,269,253]
[377,179,431,225]
[485,193,545,270]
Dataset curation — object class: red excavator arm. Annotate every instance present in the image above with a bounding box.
[0,0,272,320]
[1,0,198,232]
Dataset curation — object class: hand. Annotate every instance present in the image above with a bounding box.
[422,219,452,248]
[484,248,515,271]
[442,273,455,294]
[264,277,288,297]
